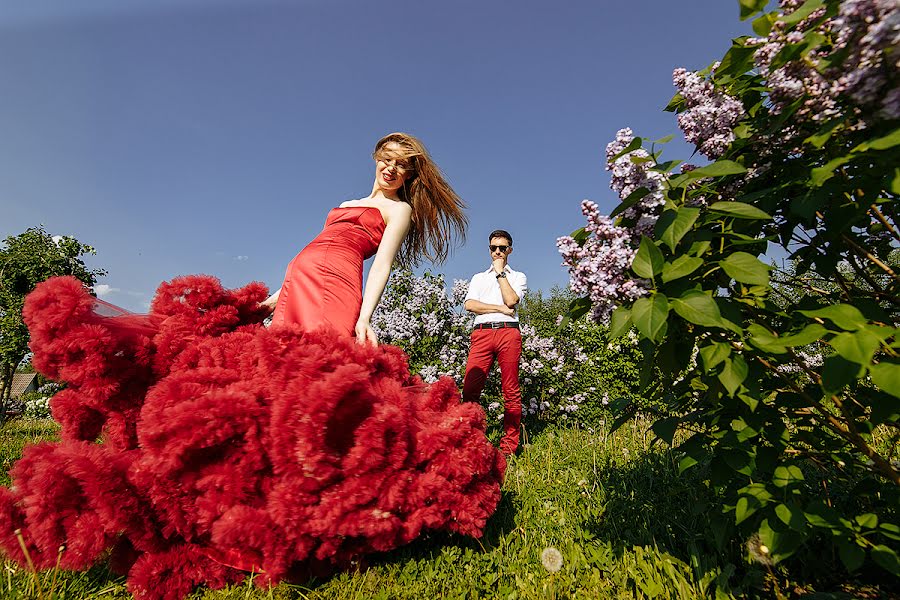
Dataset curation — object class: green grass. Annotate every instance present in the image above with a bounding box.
[0,418,892,599]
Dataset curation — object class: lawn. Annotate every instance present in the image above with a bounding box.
[0,417,890,599]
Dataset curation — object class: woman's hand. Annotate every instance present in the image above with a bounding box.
[355,319,379,346]
[259,290,279,315]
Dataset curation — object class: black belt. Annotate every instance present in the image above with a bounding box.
[474,322,520,330]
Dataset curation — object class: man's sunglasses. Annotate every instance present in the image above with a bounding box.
[490,245,510,253]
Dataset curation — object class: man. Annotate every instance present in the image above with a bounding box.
[463,229,527,456]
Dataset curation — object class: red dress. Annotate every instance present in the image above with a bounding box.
[271,206,385,336]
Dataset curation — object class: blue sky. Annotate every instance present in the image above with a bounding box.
[0,0,753,311]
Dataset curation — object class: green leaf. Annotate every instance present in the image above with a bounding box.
[804,501,841,530]
[777,324,828,347]
[772,465,804,488]
[872,545,900,577]
[678,455,699,474]
[854,127,900,152]
[775,503,806,530]
[708,201,772,220]
[838,541,865,572]
[611,137,642,161]
[657,207,700,252]
[565,297,593,322]
[879,523,900,541]
[747,324,788,353]
[735,496,759,525]
[780,0,824,26]
[671,290,728,329]
[632,237,664,279]
[700,342,731,372]
[758,518,802,563]
[654,134,675,144]
[810,155,851,187]
[803,119,842,149]
[690,160,748,178]
[719,355,749,395]
[799,304,867,331]
[830,330,882,365]
[870,362,900,399]
[715,43,758,79]
[855,513,878,529]
[891,168,900,195]
[651,417,679,445]
[569,226,590,245]
[821,354,864,394]
[752,12,776,35]
[720,252,772,286]
[632,294,669,340]
[739,0,769,19]
[610,187,650,218]
[609,306,632,339]
[662,256,704,283]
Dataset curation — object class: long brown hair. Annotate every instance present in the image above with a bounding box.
[373,133,467,267]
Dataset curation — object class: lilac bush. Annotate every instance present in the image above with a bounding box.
[558,0,900,582]
[372,270,614,424]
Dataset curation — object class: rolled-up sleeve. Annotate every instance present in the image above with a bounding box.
[464,275,481,302]
[512,272,527,299]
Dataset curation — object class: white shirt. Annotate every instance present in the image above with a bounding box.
[465,265,527,325]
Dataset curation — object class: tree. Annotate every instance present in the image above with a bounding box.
[0,227,105,413]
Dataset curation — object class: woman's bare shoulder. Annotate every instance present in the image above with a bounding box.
[384,201,412,225]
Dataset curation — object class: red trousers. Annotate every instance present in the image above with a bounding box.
[463,327,522,455]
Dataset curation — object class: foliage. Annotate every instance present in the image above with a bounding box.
[0,227,104,409]
[371,270,643,426]
[3,421,896,598]
[15,382,62,420]
[560,0,900,581]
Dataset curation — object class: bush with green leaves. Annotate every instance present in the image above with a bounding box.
[372,270,641,426]
[559,0,899,580]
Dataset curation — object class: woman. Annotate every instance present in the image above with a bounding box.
[2,134,505,599]
[262,132,467,345]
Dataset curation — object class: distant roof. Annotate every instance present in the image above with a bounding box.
[93,297,133,318]
[10,372,38,397]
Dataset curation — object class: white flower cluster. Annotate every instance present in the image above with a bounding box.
[605,128,668,236]
[751,0,899,124]
[672,66,745,159]
[557,200,648,322]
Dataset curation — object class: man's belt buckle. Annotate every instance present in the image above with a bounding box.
[490,322,504,329]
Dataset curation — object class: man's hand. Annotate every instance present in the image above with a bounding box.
[492,257,507,274]
[499,305,515,317]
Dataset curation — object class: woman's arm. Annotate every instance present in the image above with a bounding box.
[260,288,280,314]
[355,203,413,344]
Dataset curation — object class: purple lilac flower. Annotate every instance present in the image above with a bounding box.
[672,66,745,159]
[557,200,647,322]
[605,128,668,236]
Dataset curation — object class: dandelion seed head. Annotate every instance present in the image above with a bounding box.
[540,547,564,573]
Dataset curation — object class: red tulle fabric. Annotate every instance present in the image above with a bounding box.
[0,275,504,600]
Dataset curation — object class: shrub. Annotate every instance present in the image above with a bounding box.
[372,271,643,426]
[559,0,900,580]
